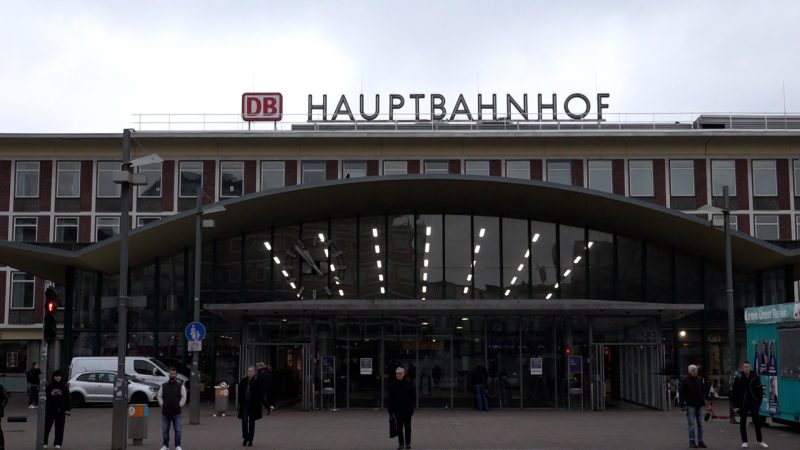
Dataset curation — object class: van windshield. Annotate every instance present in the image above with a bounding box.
[150,358,171,373]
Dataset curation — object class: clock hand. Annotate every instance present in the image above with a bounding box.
[294,245,324,276]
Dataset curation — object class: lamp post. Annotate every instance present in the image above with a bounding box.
[721,186,736,424]
[110,129,162,449]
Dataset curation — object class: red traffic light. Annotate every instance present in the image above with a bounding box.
[47,300,56,313]
[565,347,571,354]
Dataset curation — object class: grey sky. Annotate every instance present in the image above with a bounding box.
[2,1,799,132]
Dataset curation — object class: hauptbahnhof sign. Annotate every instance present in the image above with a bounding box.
[242,92,610,122]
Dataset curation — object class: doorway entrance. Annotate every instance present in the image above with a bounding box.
[591,343,667,411]
[240,343,313,410]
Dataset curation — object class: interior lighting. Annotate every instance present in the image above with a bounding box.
[330,264,336,271]
[421,321,429,326]
[273,256,281,264]
[263,241,272,251]
[425,242,430,253]
[324,249,329,258]
[423,259,429,267]
[380,286,386,294]
[318,233,325,242]
[422,286,427,293]
[474,245,481,254]
[532,233,540,242]
[338,290,344,297]
[281,270,289,278]
[377,260,382,269]
[426,226,432,236]
[456,326,463,330]
[517,264,524,272]
[573,256,582,264]
[466,274,472,282]
[463,287,469,294]
[421,297,426,300]
[375,244,381,254]
[587,241,594,248]
[479,228,486,238]
[679,330,687,338]
[546,293,553,300]
[563,269,571,277]
[524,249,530,258]
[372,228,378,238]
[422,272,428,281]
[510,276,517,285]
[289,282,296,289]
[504,289,511,296]
[554,282,559,289]
[379,274,384,281]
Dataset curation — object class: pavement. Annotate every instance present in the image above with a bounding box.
[3,396,799,449]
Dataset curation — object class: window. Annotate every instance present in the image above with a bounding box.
[546,161,571,185]
[752,160,777,197]
[383,161,407,175]
[587,160,613,193]
[137,162,161,198]
[669,160,694,197]
[301,161,326,184]
[97,161,121,197]
[261,161,285,190]
[505,160,530,179]
[629,160,654,197]
[794,160,800,196]
[179,161,203,197]
[220,161,244,197]
[97,372,116,384]
[754,215,779,240]
[55,217,79,243]
[465,160,490,176]
[424,161,448,174]
[711,214,738,231]
[711,160,737,196]
[137,217,161,227]
[15,161,39,197]
[797,215,800,239]
[133,360,159,376]
[77,373,97,382]
[343,161,367,179]
[13,217,37,242]
[56,161,80,198]
[96,217,120,242]
[11,273,34,309]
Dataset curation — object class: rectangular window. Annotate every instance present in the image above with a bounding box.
[342,161,367,179]
[546,161,571,185]
[301,161,326,184]
[711,214,738,231]
[137,162,162,198]
[711,160,737,196]
[179,161,203,197]
[15,161,40,197]
[794,160,800,196]
[97,161,121,197]
[754,215,779,240]
[424,161,449,174]
[505,160,530,179]
[261,161,285,190]
[587,160,613,193]
[96,217,120,242]
[629,160,654,197]
[55,217,79,243]
[752,160,777,197]
[383,160,408,175]
[220,161,244,197]
[11,273,35,309]
[137,216,161,227]
[669,160,695,197]
[13,217,37,242]
[465,160,490,176]
[56,161,81,198]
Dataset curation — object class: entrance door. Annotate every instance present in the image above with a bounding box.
[591,343,666,411]
[240,343,313,410]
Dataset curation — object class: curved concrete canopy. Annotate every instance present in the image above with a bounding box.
[1,175,798,284]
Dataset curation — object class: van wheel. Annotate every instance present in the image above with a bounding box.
[130,392,148,405]
[71,392,85,408]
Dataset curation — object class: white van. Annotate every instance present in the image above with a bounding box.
[69,356,189,387]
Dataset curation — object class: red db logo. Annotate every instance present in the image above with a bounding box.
[242,92,283,121]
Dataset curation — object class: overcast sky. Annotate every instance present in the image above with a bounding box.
[2,1,799,132]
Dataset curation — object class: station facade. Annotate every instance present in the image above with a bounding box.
[1,114,799,410]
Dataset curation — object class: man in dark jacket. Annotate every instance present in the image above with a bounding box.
[157,367,187,450]
[43,369,71,449]
[732,361,768,448]
[26,362,41,408]
[679,364,707,448]
[256,361,273,414]
[0,381,9,450]
[238,366,264,447]
[387,366,415,450]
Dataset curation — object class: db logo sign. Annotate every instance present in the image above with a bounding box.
[242,92,282,121]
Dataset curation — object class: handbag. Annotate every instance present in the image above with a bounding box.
[389,415,398,438]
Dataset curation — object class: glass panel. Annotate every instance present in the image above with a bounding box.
[675,252,701,303]
[384,316,418,408]
[261,161,285,190]
[97,161,121,197]
[220,161,244,197]
[383,161,407,175]
[465,160,490,176]
[419,315,452,408]
[14,217,37,242]
[711,160,736,196]
[444,215,471,299]
[559,225,586,299]
[11,273,34,308]
[331,218,358,299]
[629,160,654,197]
[417,215,443,300]
[244,232,272,303]
[216,236,242,303]
[452,316,485,408]
[55,217,79,243]
[72,270,98,331]
[530,221,557,299]
[359,216,385,298]
[295,221,330,300]
[180,161,203,197]
[473,216,500,299]
[15,161,40,197]
[57,161,80,197]
[547,161,571,185]
[617,236,642,301]
[159,252,187,331]
[129,263,156,331]
[588,160,612,193]
[343,161,367,178]
[387,215,415,299]
[487,316,521,408]
[669,160,694,197]
[505,160,530,179]
[587,230,614,300]
[302,161,326,184]
[424,161,448,174]
[271,225,300,300]
[96,217,119,242]
[645,242,671,302]
[138,162,162,197]
[100,274,120,331]
[795,160,800,196]
[752,160,777,196]
[502,218,529,299]
[348,317,382,407]
[754,215,779,240]
[314,318,347,408]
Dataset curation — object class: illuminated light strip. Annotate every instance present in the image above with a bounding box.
[380,286,386,294]
[379,274,384,281]
[563,269,571,277]
[422,272,428,281]
[546,293,553,300]
[372,228,378,238]
[517,264,524,272]
[463,286,469,294]
[532,233,540,242]
[426,226,432,236]
[479,228,486,238]
[524,249,530,258]
[504,289,511,296]
[273,256,281,264]
[263,241,272,251]
[510,276,517,285]
[375,245,381,254]
[377,260,382,268]
[425,242,430,253]
[318,233,325,242]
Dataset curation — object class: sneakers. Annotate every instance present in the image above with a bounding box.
[742,444,748,448]
[698,442,707,448]
[689,442,697,448]
[28,404,37,409]
[177,446,184,450]
[757,443,769,448]
[55,446,61,449]
[159,446,168,450]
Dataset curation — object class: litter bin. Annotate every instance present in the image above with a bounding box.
[127,404,148,445]
[214,384,229,417]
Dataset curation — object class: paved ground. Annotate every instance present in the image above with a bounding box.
[3,397,798,449]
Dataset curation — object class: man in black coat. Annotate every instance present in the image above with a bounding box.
[732,361,768,448]
[238,366,264,447]
[387,366,416,450]
[43,369,71,449]
[679,364,707,448]
[26,362,41,408]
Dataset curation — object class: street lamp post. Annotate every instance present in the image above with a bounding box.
[722,185,737,424]
[190,191,202,424]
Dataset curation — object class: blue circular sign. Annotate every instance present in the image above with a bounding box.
[185,321,206,341]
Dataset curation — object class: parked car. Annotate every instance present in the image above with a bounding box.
[69,356,188,387]
[69,370,160,407]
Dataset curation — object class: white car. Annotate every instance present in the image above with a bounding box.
[68,370,160,407]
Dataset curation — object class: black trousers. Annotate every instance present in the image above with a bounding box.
[240,407,256,442]
[1,417,5,449]
[28,385,39,406]
[739,403,763,443]
[44,412,66,446]
[395,413,412,447]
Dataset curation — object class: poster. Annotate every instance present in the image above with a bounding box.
[321,355,335,376]
[6,351,18,369]
[755,339,778,376]
[768,376,778,414]
[530,357,543,375]
[359,357,373,375]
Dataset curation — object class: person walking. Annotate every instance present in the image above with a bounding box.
[471,365,489,411]
[256,362,273,415]
[43,370,71,449]
[157,367,186,450]
[732,361,768,448]
[26,362,41,408]
[387,366,415,450]
[679,364,707,448]
[0,380,9,450]
[238,366,264,447]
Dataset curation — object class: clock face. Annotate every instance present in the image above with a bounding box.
[284,235,346,299]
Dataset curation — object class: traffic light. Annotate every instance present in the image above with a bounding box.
[43,287,58,342]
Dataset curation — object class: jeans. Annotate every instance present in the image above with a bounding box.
[395,413,412,448]
[44,411,66,447]
[475,384,489,411]
[739,404,763,443]
[685,405,704,444]
[161,414,181,447]
[240,407,256,442]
